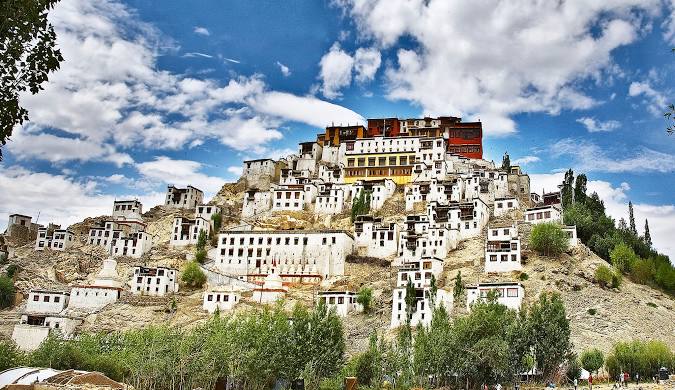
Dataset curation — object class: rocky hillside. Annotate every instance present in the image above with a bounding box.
[1,181,674,356]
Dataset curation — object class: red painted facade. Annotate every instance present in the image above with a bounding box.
[367,118,401,138]
[439,116,483,159]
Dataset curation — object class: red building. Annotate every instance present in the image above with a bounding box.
[439,116,483,159]
[367,118,401,138]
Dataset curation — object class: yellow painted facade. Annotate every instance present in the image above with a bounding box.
[342,152,414,185]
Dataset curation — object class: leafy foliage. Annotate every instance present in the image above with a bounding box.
[610,242,638,274]
[0,275,15,309]
[595,265,619,288]
[528,292,572,381]
[0,339,24,371]
[0,0,64,160]
[529,222,569,256]
[194,248,207,264]
[196,230,207,251]
[350,190,371,222]
[181,261,206,288]
[453,270,464,300]
[605,340,674,378]
[356,287,373,313]
[580,348,604,374]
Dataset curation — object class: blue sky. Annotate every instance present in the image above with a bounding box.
[1,0,674,258]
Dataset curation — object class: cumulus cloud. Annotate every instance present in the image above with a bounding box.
[576,117,621,132]
[227,166,243,177]
[11,0,362,166]
[530,172,675,261]
[319,43,355,99]
[334,0,663,134]
[354,48,381,83]
[193,26,210,36]
[135,156,225,195]
[550,138,675,173]
[276,61,291,77]
[512,156,540,166]
[0,166,164,231]
[628,81,669,116]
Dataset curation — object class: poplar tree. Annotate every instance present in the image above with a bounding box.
[628,201,637,235]
[644,219,652,247]
[561,169,574,209]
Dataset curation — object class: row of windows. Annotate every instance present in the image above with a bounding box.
[321,296,355,305]
[345,168,412,176]
[206,293,237,302]
[448,145,481,153]
[488,254,519,262]
[526,211,552,220]
[478,288,519,298]
[496,201,515,208]
[275,191,303,199]
[221,236,337,246]
[32,295,62,303]
[347,155,412,167]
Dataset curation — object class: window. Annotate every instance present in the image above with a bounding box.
[54,296,60,303]
[33,295,39,301]
[507,288,518,297]
[44,296,50,302]
[490,255,497,262]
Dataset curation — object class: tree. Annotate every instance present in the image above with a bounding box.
[350,190,371,222]
[194,249,207,264]
[610,242,638,274]
[0,275,15,309]
[453,271,464,300]
[181,261,206,288]
[594,265,615,288]
[0,339,24,370]
[581,348,604,375]
[529,222,570,256]
[574,174,588,204]
[0,0,64,160]
[356,287,373,313]
[630,259,655,285]
[628,202,637,235]
[644,219,652,247]
[528,292,571,381]
[196,230,207,251]
[502,152,511,171]
[211,213,222,233]
[561,169,575,209]
[404,278,416,325]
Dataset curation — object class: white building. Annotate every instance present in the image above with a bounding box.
[390,257,452,328]
[397,214,459,263]
[251,272,287,304]
[68,258,123,311]
[12,290,79,351]
[354,215,400,258]
[216,230,354,283]
[130,266,179,296]
[271,183,318,212]
[317,164,344,184]
[466,282,524,311]
[35,226,75,251]
[165,185,204,209]
[405,178,464,211]
[350,179,396,211]
[197,204,221,228]
[524,205,562,224]
[241,189,273,218]
[111,231,152,258]
[319,291,362,317]
[427,198,490,240]
[242,158,280,184]
[484,224,521,273]
[563,225,579,247]
[26,290,69,313]
[170,215,211,246]
[315,184,346,215]
[203,288,241,313]
[493,197,520,217]
[88,220,150,258]
[112,200,143,221]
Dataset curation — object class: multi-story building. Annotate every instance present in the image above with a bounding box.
[12,290,80,351]
[319,291,362,317]
[315,184,347,215]
[242,188,273,218]
[349,179,397,210]
[484,224,521,273]
[493,197,520,217]
[405,177,464,211]
[397,214,459,263]
[466,282,524,311]
[316,124,366,147]
[215,230,354,283]
[112,231,152,257]
[35,225,75,251]
[390,257,452,328]
[88,219,150,258]
[427,198,490,240]
[164,185,204,209]
[271,183,318,212]
[524,205,562,224]
[112,200,143,221]
[343,136,418,185]
[196,204,221,227]
[130,266,179,296]
[6,214,39,239]
[353,215,400,258]
[170,215,210,246]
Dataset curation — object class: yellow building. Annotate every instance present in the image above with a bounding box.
[343,152,414,185]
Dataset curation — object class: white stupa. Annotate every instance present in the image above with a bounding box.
[252,271,288,304]
[92,258,123,288]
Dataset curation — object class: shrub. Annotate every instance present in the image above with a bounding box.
[580,348,604,374]
[529,222,570,256]
[181,261,206,288]
[587,308,597,315]
[196,230,207,251]
[566,355,582,382]
[594,265,614,288]
[605,340,674,378]
[356,287,373,313]
[5,264,18,278]
[519,272,529,281]
[631,259,655,284]
[0,275,15,309]
[194,249,207,264]
[611,271,623,289]
[0,339,24,370]
[610,242,639,274]
[646,302,657,308]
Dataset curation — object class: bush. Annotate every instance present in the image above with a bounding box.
[587,308,597,315]
[181,261,206,288]
[631,259,655,284]
[611,271,623,289]
[196,230,207,251]
[605,340,674,378]
[566,354,582,382]
[0,275,15,309]
[580,348,604,374]
[529,222,570,256]
[0,339,24,371]
[610,242,639,274]
[194,249,207,264]
[519,272,529,281]
[594,265,614,288]
[356,287,373,313]
[5,264,18,278]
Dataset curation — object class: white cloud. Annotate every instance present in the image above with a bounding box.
[334,0,663,134]
[135,156,225,195]
[628,81,668,116]
[0,166,164,231]
[227,166,243,177]
[550,138,675,173]
[276,61,291,77]
[319,43,355,99]
[512,155,540,166]
[193,26,210,36]
[354,48,381,83]
[576,117,622,132]
[9,0,363,166]
[223,57,241,64]
[530,172,675,261]
[183,52,213,58]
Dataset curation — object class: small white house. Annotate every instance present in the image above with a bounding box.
[203,288,241,313]
[196,204,222,229]
[170,216,211,246]
[484,224,521,273]
[315,185,346,215]
[493,197,520,217]
[466,282,524,311]
[165,185,204,209]
[112,200,143,221]
[130,266,179,296]
[251,272,287,304]
[68,258,123,311]
[319,291,362,317]
[26,290,70,313]
[563,225,578,247]
[353,215,400,258]
[12,314,81,351]
[111,231,152,258]
[35,226,74,251]
[271,183,317,212]
[241,189,273,218]
[524,205,562,224]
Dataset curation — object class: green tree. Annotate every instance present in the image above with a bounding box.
[610,242,639,274]
[0,0,64,160]
[356,287,373,313]
[502,152,511,171]
[0,339,24,370]
[529,222,570,256]
[561,169,575,209]
[644,219,652,247]
[181,261,206,288]
[196,229,207,251]
[453,270,464,301]
[581,348,604,375]
[404,278,416,325]
[628,202,637,235]
[595,265,616,288]
[0,275,15,309]
[211,212,222,233]
[574,174,588,204]
[528,292,571,381]
[194,248,207,264]
[631,259,655,285]
[566,354,582,383]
